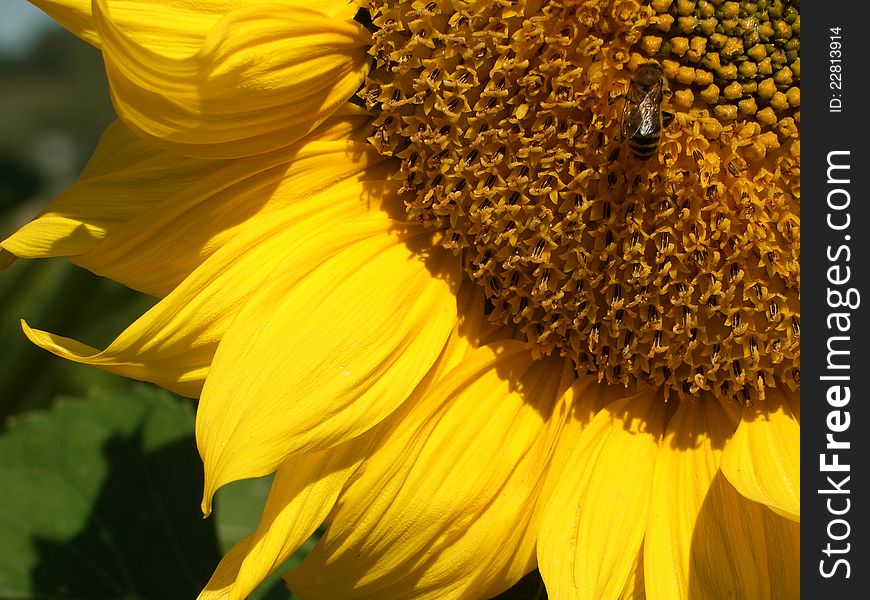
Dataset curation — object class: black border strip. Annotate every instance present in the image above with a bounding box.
[803,1,869,596]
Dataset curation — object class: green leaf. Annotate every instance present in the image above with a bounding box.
[0,385,221,599]
[213,474,273,556]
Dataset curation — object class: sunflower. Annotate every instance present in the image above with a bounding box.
[4,0,800,598]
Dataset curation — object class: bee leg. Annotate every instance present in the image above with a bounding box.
[662,111,675,128]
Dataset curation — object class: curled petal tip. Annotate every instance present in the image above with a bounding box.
[201,492,214,518]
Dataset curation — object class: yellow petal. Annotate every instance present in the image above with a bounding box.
[619,546,646,600]
[286,344,575,600]
[199,429,380,600]
[677,472,799,599]
[94,0,371,158]
[78,142,393,297]
[311,102,377,143]
[759,505,800,598]
[685,474,771,599]
[197,538,252,600]
[532,377,606,520]
[30,0,360,52]
[538,388,665,600]
[201,292,485,598]
[19,183,392,397]
[720,387,800,521]
[31,0,240,52]
[3,120,392,297]
[645,398,800,600]
[198,228,461,506]
[398,276,488,391]
[1,120,207,261]
[538,377,645,600]
[642,399,765,600]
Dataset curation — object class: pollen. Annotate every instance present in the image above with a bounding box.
[362,0,799,404]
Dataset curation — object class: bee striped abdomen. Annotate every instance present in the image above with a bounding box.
[629,128,661,160]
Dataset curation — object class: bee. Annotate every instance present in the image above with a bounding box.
[620,63,674,160]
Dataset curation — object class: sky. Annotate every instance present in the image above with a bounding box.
[0,2,58,57]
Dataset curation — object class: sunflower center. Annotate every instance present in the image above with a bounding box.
[362,0,799,403]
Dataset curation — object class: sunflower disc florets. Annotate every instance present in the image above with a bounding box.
[362,0,800,404]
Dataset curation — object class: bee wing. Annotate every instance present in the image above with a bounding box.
[620,100,644,140]
[620,99,642,139]
[635,100,661,136]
